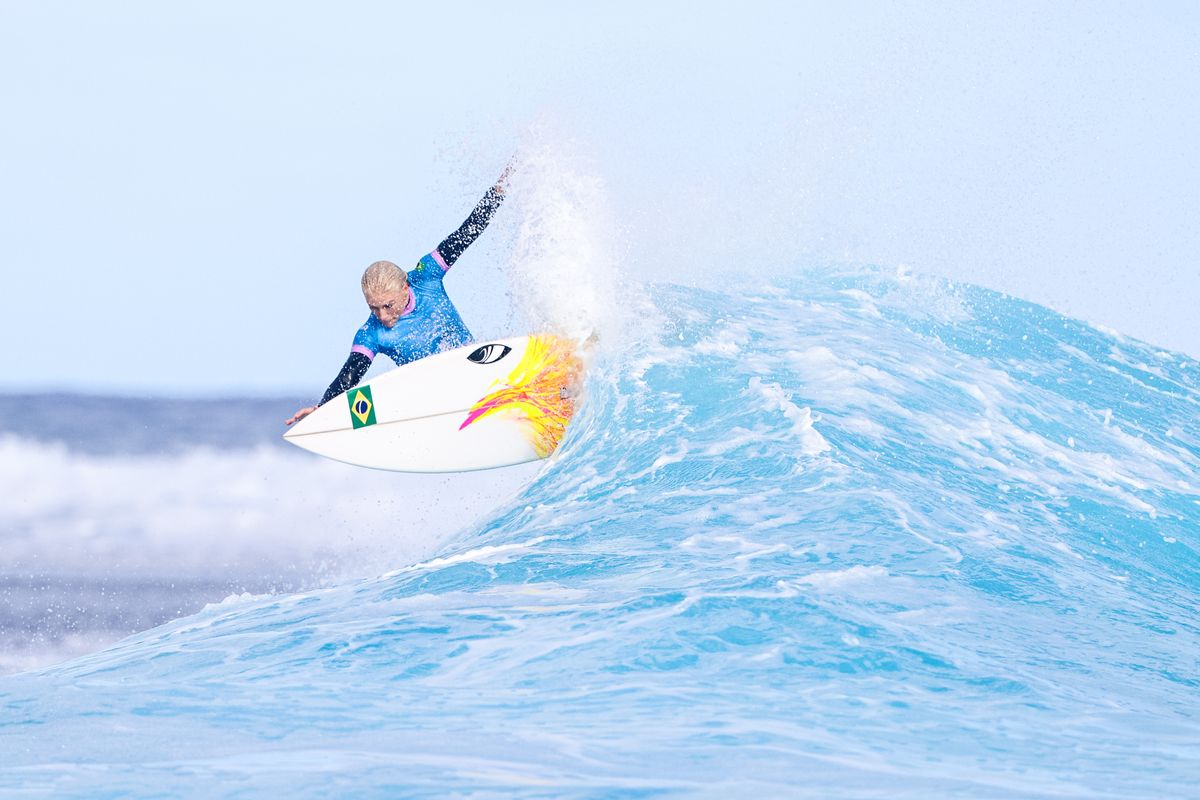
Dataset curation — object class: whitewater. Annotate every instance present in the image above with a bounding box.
[2,262,1198,797]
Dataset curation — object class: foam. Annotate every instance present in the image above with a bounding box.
[744,378,830,455]
[0,435,536,582]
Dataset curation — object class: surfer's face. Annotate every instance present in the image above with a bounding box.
[366,286,410,328]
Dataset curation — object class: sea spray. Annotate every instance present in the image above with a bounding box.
[504,132,627,344]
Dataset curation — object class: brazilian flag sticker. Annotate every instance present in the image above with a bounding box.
[348,386,377,429]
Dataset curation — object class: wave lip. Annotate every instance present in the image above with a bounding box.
[3,268,1199,797]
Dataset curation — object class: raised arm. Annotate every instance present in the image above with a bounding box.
[434,168,510,268]
[285,350,373,426]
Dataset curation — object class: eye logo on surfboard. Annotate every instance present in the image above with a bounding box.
[348,386,377,429]
[467,343,512,364]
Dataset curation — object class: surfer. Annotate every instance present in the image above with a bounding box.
[285,169,510,426]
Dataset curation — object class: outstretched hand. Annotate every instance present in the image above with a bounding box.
[285,406,317,426]
[496,160,514,192]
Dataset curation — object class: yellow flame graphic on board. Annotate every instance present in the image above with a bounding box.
[459,335,581,458]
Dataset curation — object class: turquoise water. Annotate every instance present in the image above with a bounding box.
[3,268,1198,797]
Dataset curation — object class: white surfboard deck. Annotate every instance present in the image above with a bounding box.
[283,334,582,473]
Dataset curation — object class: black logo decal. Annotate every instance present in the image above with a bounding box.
[467,343,512,364]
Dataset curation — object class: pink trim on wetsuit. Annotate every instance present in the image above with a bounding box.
[397,286,417,317]
[431,248,450,272]
[351,344,376,359]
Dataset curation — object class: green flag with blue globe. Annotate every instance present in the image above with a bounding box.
[348,386,376,429]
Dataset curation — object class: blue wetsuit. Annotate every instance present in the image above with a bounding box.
[317,182,504,406]
[350,251,474,366]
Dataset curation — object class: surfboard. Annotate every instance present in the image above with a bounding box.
[283,334,583,473]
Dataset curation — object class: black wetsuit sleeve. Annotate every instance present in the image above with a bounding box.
[435,183,506,268]
[318,351,372,406]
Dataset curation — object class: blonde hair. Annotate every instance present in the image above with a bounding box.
[361,260,407,296]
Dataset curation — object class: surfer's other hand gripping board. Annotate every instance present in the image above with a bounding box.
[283,334,583,473]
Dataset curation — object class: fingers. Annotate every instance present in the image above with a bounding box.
[497,161,515,190]
[285,407,315,426]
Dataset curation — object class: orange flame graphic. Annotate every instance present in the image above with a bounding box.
[459,335,581,458]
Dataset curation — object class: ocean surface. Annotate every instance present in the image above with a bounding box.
[2,268,1199,797]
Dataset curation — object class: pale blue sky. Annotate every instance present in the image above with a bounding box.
[2,1,1197,394]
